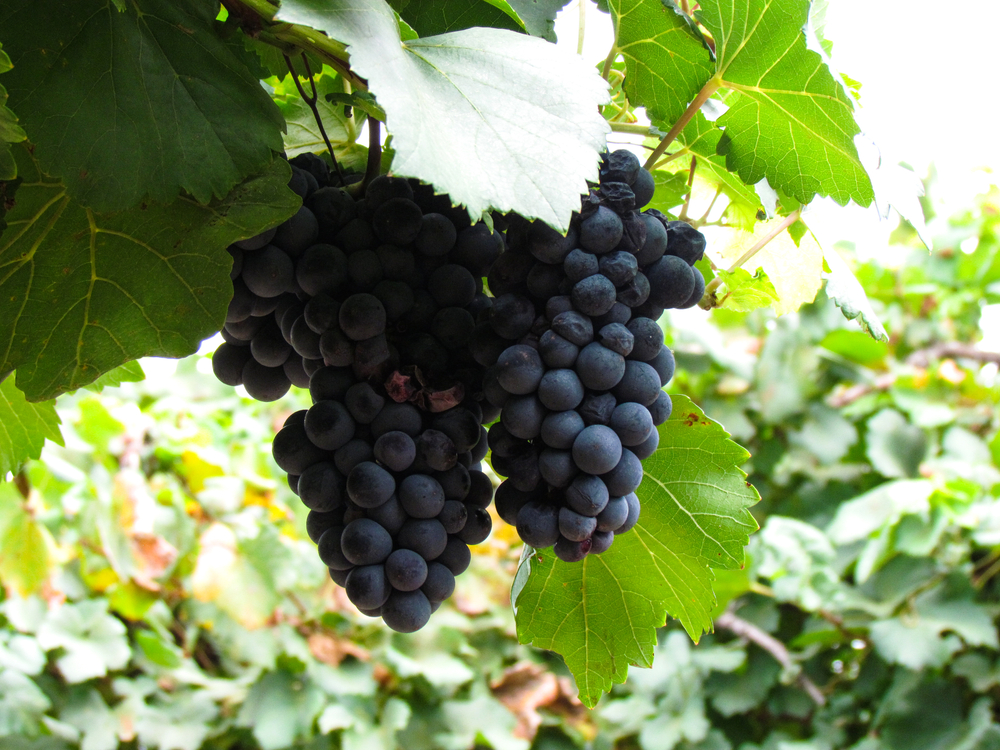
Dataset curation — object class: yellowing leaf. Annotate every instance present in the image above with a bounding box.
[0,482,53,595]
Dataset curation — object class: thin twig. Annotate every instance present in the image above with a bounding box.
[715,609,826,707]
[577,0,586,56]
[693,187,723,226]
[906,342,1000,368]
[679,156,697,220]
[726,208,801,272]
[601,44,618,81]
[284,53,345,185]
[643,78,721,170]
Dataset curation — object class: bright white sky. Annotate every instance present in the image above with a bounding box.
[553,0,1000,257]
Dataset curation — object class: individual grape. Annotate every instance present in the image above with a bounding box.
[226,278,255,323]
[540,410,585,450]
[604,449,644,496]
[598,323,634,357]
[334,438,375,476]
[559,507,597,542]
[428,264,477,307]
[366,494,407,536]
[306,509,342,544]
[382,589,432,633]
[344,383,385,424]
[284,409,308,430]
[415,212,458,256]
[635,213,668,265]
[453,222,504,275]
[515,501,560,549]
[250,321,291,368]
[373,431,416,472]
[241,360,291,401]
[373,197,423,245]
[482,367,510,408]
[610,402,654,446]
[273,421,329,475]
[283,356,311,388]
[339,293,386,341]
[397,518,448,559]
[579,206,624,253]
[278,300,305,342]
[465,470,493,509]
[329,568,352,587]
[649,391,673,426]
[496,344,545,395]
[250,293,280,318]
[650,345,676,386]
[553,536,591,562]
[334,217,375,254]
[579,392,617,426]
[565,474,609,517]
[319,328,354,367]
[345,564,391,610]
[537,369,585,411]
[495,481,535,525]
[545,295,575,321]
[572,425,623,475]
[538,449,578,488]
[612,360,663,406]
[538,330,579,369]
[297,462,345,512]
[528,221,577,264]
[212,343,252,386]
[486,248,533,297]
[487,421,525,458]
[377,243,418,281]
[499,448,542,492]
[352,333,391,379]
[341,518,393,565]
[346,462,396,508]
[665,221,707,265]
[595,495,628,532]
[633,427,660,460]
[296,244,347,296]
[416,430,458,472]
[431,307,476,349]
[343,502,367,525]
[308,186,357,236]
[600,149,641,184]
[489,294,536,340]
[593,301,631,328]
[563,248,599,282]
[224,313,265,342]
[438,500,469,534]
[365,174,414,209]
[632,168,655,209]
[290,316,323,360]
[470,323,509,367]
[273,206,319,257]
[303,294,340,334]
[677,266,706,309]
[457,507,491,545]
[599,251,638,286]
[234,226,276,252]
[626,318,664,361]
[500,395,546,440]
[243,245,294,298]
[576,342,626,391]
[373,279,415,321]
[346,248,384,289]
[550,311,594,347]
[385,549,428,592]
[616,272,650,308]
[571,274,617,317]
[526,262,565,300]
[305,400,355,451]
[309,366,355,402]
[421,562,456,602]
[399,474,446,518]
[317,525,352,569]
[646,255,696,309]
[616,492,641,534]
[432,410,481,454]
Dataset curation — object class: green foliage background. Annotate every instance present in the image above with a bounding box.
[0,177,997,749]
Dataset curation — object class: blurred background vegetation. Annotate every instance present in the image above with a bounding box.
[1,171,999,750]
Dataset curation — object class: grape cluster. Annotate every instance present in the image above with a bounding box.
[476,149,706,562]
[213,154,503,631]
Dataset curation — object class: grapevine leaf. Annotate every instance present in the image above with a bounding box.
[0,44,25,181]
[0,145,299,401]
[272,73,370,173]
[0,376,62,478]
[387,0,524,36]
[513,396,758,707]
[0,0,285,212]
[606,0,714,131]
[822,245,889,341]
[715,268,779,312]
[505,0,571,39]
[709,221,823,315]
[275,0,610,232]
[82,361,146,393]
[698,0,874,206]
[35,600,131,684]
[0,483,54,595]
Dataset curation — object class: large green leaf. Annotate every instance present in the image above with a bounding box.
[0,376,61,477]
[0,145,299,401]
[607,0,713,132]
[35,600,131,683]
[513,395,758,707]
[698,0,874,206]
[387,0,524,36]
[506,0,572,40]
[0,44,25,181]
[276,0,610,231]
[0,0,285,212]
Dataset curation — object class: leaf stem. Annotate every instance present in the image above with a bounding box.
[693,186,722,227]
[601,44,618,81]
[679,156,697,220]
[577,0,586,56]
[284,53,345,185]
[609,122,658,136]
[725,208,801,273]
[643,77,721,170]
[360,118,382,196]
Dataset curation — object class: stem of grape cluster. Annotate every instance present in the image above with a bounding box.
[361,118,382,195]
[284,53,345,185]
[577,0,587,55]
[643,78,721,170]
